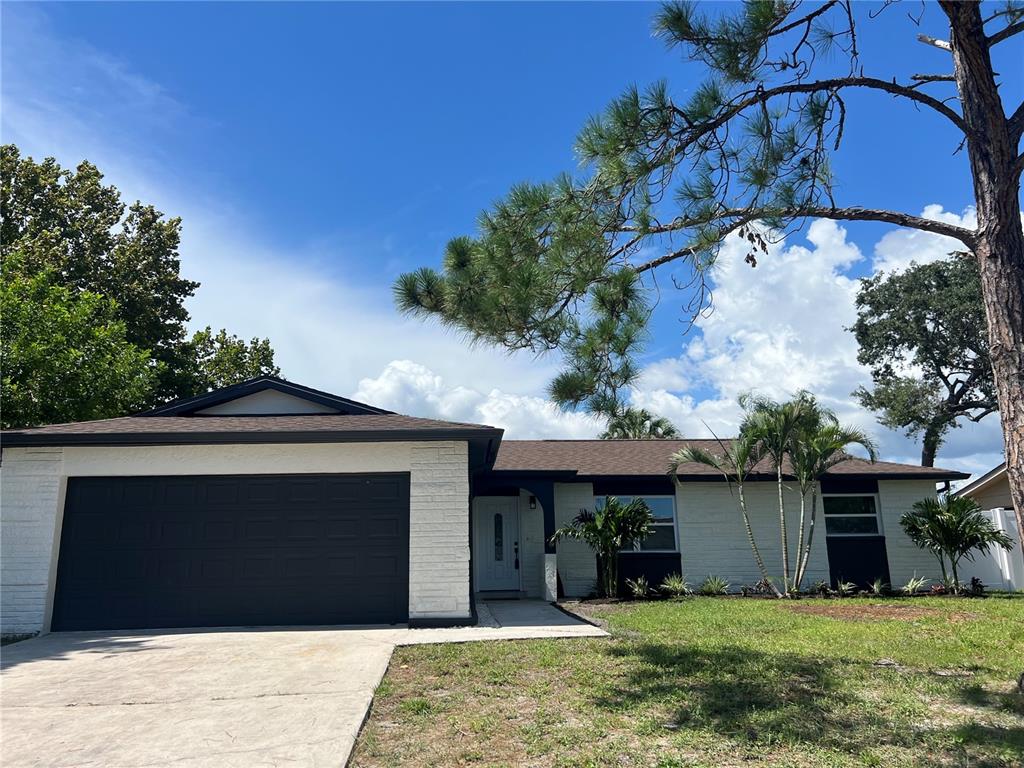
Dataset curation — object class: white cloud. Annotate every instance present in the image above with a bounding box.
[628,214,1005,475]
[353,360,602,438]
[872,205,976,274]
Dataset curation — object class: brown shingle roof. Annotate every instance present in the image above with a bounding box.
[493,439,969,480]
[1,414,501,446]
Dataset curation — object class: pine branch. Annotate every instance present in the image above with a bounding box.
[673,76,970,149]
[628,204,976,274]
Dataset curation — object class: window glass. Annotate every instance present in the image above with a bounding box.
[823,496,877,516]
[493,513,503,561]
[822,495,880,536]
[639,526,677,551]
[594,495,677,551]
[824,516,879,535]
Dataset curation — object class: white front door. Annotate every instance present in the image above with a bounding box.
[474,497,521,591]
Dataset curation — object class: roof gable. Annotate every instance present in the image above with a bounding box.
[140,376,392,417]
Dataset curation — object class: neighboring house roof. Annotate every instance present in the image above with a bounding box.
[953,461,1009,500]
[493,439,970,480]
[0,376,501,447]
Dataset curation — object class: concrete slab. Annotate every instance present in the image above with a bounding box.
[0,602,604,767]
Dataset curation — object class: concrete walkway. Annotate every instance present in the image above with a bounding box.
[0,601,604,768]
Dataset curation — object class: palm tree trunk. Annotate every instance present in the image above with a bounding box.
[794,486,807,590]
[777,465,791,593]
[739,483,782,597]
[795,484,819,590]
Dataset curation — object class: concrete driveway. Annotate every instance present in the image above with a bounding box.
[0,602,604,767]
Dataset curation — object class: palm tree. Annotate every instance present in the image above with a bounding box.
[671,432,783,597]
[738,392,819,593]
[790,420,879,590]
[600,407,679,440]
[900,495,1013,592]
[550,496,653,598]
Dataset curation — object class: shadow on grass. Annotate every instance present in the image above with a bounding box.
[593,641,940,757]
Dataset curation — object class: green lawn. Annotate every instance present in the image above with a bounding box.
[351,597,1024,768]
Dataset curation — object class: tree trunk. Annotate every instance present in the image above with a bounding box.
[921,424,942,468]
[738,482,782,596]
[777,466,791,593]
[943,1,1024,560]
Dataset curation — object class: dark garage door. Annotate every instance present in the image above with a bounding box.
[52,473,410,631]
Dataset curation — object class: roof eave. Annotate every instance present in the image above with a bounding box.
[1,428,503,448]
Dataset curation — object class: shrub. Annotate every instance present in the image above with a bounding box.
[836,580,857,597]
[900,495,1013,593]
[626,575,651,599]
[550,496,654,598]
[869,578,890,597]
[698,575,730,596]
[810,580,831,596]
[901,575,929,595]
[659,573,692,598]
[969,576,986,596]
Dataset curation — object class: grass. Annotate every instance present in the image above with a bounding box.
[350,596,1024,768]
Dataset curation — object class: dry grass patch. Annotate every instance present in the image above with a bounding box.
[786,602,977,622]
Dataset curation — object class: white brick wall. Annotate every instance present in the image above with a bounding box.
[408,442,470,620]
[1,448,65,636]
[879,479,943,586]
[1,441,473,635]
[554,482,598,597]
[676,480,831,590]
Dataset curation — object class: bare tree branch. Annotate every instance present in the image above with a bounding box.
[910,73,956,84]
[1008,101,1024,143]
[917,33,952,51]
[989,19,1024,45]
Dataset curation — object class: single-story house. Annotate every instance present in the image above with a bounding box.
[953,462,1023,590]
[0,376,968,636]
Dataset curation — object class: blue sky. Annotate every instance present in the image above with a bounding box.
[2,1,1014,475]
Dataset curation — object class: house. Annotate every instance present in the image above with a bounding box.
[953,462,1023,590]
[0,376,968,637]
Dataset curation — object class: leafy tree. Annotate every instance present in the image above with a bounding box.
[900,495,1013,591]
[186,327,280,396]
[1,262,155,429]
[1,145,196,402]
[550,496,653,598]
[851,256,995,467]
[394,2,1024,556]
[1,145,281,412]
[600,407,679,439]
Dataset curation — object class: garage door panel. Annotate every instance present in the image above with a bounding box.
[52,473,410,630]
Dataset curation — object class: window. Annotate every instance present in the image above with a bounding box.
[595,495,678,552]
[823,495,880,536]
[493,513,504,560]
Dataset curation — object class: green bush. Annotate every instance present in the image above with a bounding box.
[626,575,651,599]
[698,575,730,596]
[659,573,692,598]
